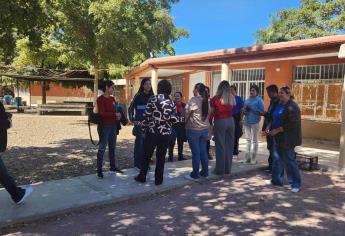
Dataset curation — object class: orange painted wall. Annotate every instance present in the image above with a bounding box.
[31,82,126,104]
[31,83,94,98]
[229,57,345,108]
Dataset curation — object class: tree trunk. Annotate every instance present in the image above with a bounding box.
[42,81,47,104]
[93,62,100,111]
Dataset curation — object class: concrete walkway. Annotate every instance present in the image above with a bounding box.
[237,138,342,172]
[1,139,341,228]
[0,158,265,228]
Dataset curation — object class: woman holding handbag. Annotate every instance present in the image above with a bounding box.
[0,102,33,204]
[96,80,122,179]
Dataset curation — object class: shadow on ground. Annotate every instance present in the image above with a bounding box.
[2,171,345,235]
[2,138,135,185]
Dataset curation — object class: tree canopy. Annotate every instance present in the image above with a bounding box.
[1,0,188,75]
[53,0,188,74]
[255,0,345,44]
[0,0,52,64]
[1,0,188,102]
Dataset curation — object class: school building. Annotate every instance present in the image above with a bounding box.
[125,35,345,143]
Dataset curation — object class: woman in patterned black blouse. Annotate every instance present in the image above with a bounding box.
[134,80,179,185]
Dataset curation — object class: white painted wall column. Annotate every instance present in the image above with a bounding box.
[125,78,130,104]
[151,68,158,94]
[228,68,233,83]
[339,78,345,169]
[221,63,229,81]
[134,76,140,94]
[338,44,345,170]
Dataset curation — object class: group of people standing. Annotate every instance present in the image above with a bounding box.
[0,77,302,205]
[125,78,302,192]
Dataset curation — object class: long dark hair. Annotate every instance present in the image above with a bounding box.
[138,78,154,96]
[194,83,209,121]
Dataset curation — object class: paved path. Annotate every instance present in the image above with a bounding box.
[237,139,341,172]
[0,138,341,228]
[0,157,265,228]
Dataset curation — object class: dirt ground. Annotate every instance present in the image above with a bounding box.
[2,170,345,236]
[2,114,136,185]
[2,114,196,185]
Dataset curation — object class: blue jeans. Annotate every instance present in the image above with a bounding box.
[97,124,117,173]
[278,148,301,189]
[186,129,209,178]
[272,139,301,188]
[271,142,285,186]
[133,125,143,169]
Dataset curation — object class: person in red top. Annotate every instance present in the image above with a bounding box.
[96,80,121,179]
[210,81,236,175]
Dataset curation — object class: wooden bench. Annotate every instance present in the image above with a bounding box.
[37,103,87,115]
[296,153,319,171]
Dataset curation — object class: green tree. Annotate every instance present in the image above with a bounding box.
[0,0,52,64]
[255,0,345,44]
[12,36,92,104]
[52,0,188,103]
[13,36,65,104]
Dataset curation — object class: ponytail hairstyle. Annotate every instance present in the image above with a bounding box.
[194,83,209,121]
[216,80,235,105]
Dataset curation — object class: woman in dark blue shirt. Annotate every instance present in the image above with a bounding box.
[266,86,302,193]
[128,78,154,170]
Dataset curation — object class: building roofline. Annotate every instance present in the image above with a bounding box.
[125,35,345,79]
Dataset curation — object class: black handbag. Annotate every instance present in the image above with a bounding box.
[88,110,102,145]
[88,111,102,125]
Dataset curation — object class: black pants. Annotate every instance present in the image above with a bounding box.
[266,135,273,171]
[168,126,185,160]
[233,113,243,155]
[138,133,170,184]
[0,155,24,203]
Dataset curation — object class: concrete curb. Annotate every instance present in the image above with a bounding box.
[0,163,264,229]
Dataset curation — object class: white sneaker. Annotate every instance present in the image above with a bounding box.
[291,188,300,193]
[16,186,33,204]
[184,174,197,181]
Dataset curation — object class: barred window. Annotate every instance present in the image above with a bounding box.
[170,78,183,96]
[231,68,265,99]
[294,64,345,83]
[161,78,183,98]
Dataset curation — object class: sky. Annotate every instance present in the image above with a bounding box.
[171,0,300,55]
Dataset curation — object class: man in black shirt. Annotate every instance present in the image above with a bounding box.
[262,84,279,173]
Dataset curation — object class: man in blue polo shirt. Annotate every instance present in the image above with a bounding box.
[230,85,244,156]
